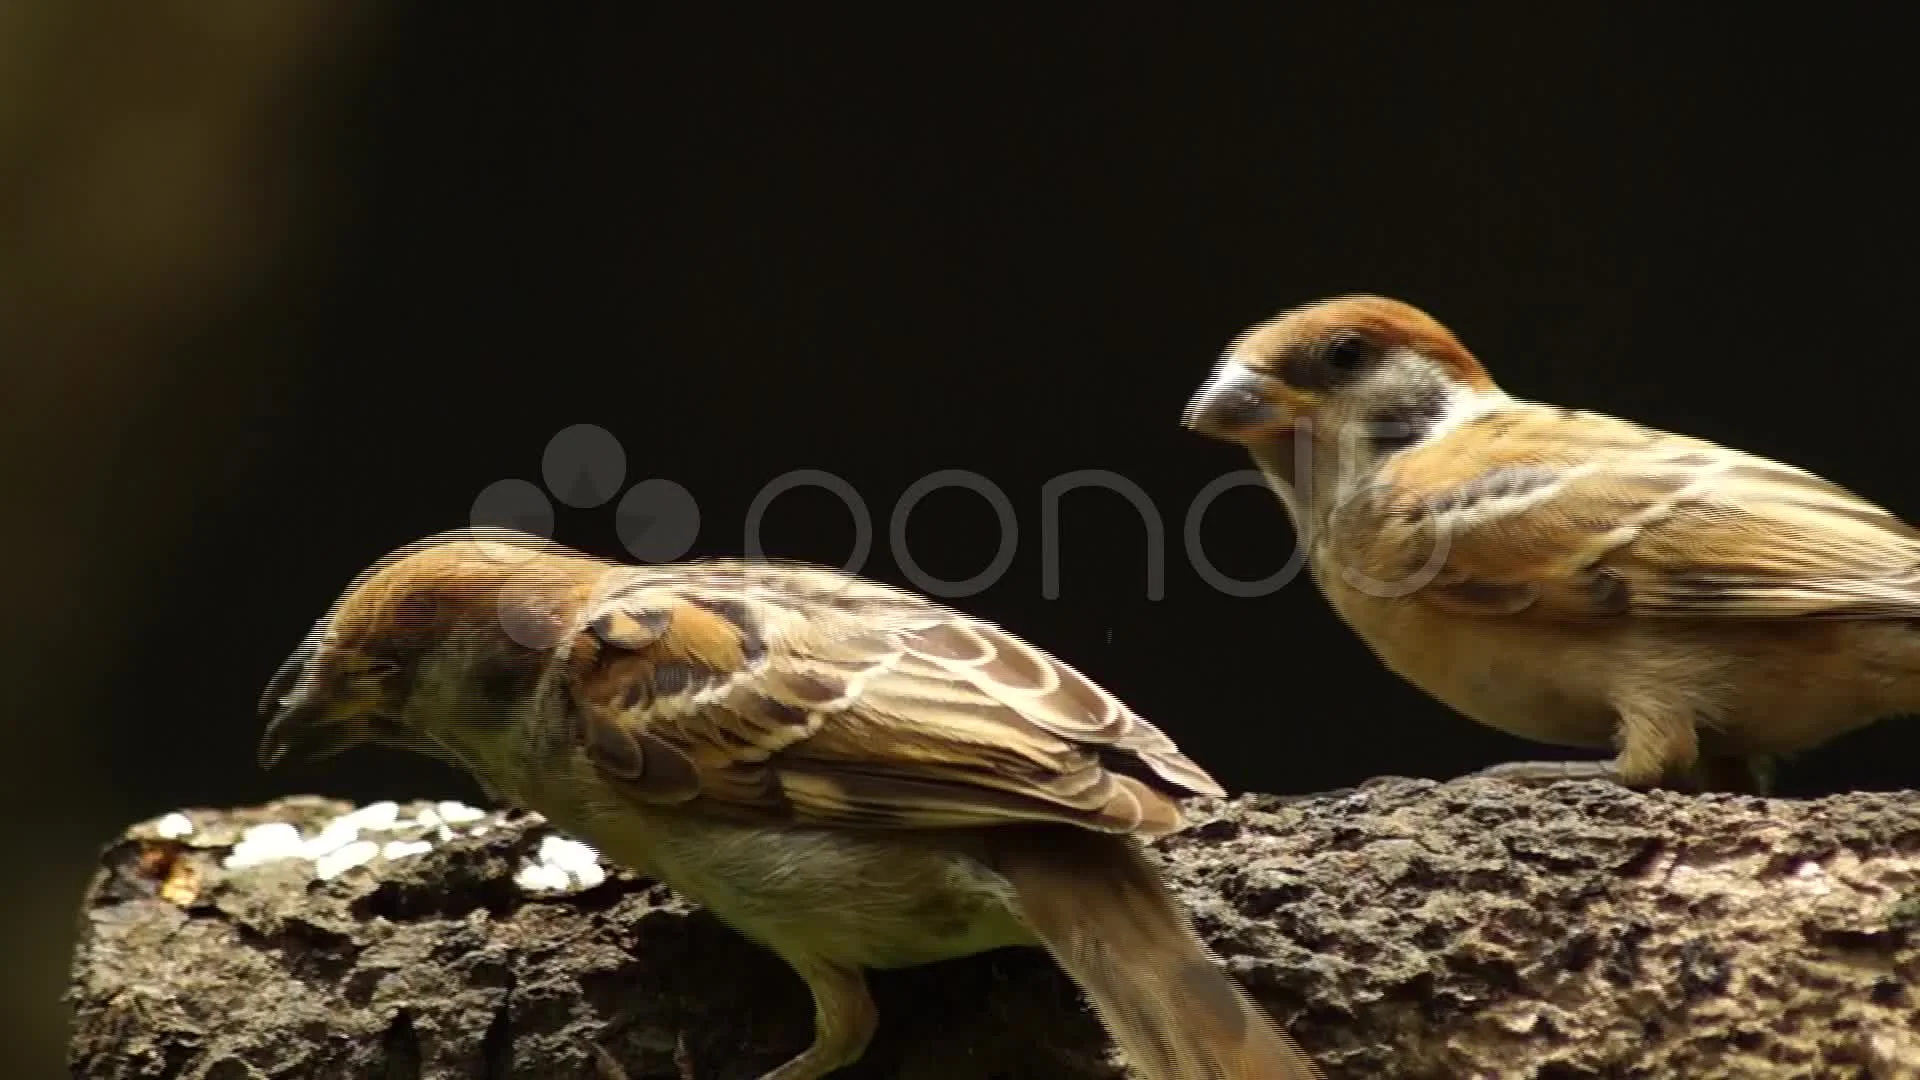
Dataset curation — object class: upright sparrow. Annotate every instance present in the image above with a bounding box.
[1187,294,1920,792]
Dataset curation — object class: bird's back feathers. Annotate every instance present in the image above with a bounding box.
[564,558,1224,837]
[1356,403,1920,622]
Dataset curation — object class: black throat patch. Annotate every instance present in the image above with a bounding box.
[1364,383,1449,455]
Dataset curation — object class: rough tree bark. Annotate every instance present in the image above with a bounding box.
[69,777,1920,1079]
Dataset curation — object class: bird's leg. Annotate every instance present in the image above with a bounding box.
[1472,752,1771,794]
[1610,695,1701,788]
[1473,695,1706,790]
[758,960,877,1080]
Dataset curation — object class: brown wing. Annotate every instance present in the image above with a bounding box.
[562,562,1223,837]
[1348,405,1920,620]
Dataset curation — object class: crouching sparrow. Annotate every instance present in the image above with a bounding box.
[258,530,1325,1079]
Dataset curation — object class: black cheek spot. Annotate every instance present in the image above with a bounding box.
[1366,385,1447,455]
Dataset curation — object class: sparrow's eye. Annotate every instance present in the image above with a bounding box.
[1322,333,1373,374]
[1281,331,1378,391]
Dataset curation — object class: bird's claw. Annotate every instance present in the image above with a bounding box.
[1467,759,1623,785]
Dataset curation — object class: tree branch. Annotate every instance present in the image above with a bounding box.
[70,779,1920,1078]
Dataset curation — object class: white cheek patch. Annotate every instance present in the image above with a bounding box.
[1422,384,1511,443]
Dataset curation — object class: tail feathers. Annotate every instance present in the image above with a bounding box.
[996,830,1325,1080]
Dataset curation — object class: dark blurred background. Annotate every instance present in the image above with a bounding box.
[6,5,1917,1074]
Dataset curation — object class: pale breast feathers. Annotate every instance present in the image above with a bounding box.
[561,563,1224,837]
[1353,406,1920,620]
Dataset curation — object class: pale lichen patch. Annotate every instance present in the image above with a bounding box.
[218,799,506,879]
[515,834,606,893]
[155,812,195,840]
[314,840,380,881]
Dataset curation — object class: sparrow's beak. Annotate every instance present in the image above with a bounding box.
[257,635,353,769]
[1183,359,1290,442]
